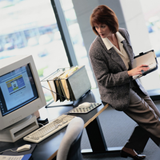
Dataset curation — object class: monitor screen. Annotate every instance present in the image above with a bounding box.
[0,64,38,116]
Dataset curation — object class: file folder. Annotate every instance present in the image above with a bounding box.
[46,66,91,102]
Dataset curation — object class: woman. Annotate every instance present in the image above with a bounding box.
[89,5,160,160]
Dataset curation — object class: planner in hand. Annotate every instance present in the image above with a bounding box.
[132,50,158,79]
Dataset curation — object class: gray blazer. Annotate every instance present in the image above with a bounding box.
[89,28,147,111]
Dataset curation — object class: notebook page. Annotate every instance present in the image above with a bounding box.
[0,155,23,160]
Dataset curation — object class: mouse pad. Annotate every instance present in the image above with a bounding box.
[1,144,37,155]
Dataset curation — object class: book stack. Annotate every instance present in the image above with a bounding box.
[46,66,91,102]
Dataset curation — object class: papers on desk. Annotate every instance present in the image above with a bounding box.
[133,50,158,79]
[0,154,32,160]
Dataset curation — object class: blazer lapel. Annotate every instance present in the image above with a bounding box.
[121,40,134,68]
[109,48,127,70]
[98,36,132,70]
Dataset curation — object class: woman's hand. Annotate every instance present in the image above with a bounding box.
[128,64,149,77]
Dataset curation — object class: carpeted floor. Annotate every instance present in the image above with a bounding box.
[81,100,160,160]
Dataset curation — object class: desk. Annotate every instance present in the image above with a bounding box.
[0,89,121,160]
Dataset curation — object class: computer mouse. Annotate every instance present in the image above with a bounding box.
[16,144,31,152]
[78,102,91,108]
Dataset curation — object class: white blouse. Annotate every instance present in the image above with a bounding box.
[102,32,130,70]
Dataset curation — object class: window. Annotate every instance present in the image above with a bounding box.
[0,0,70,103]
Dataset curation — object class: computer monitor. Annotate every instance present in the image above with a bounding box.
[0,55,46,142]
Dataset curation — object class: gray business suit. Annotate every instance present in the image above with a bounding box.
[89,28,160,150]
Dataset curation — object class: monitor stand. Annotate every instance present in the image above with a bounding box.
[0,114,39,142]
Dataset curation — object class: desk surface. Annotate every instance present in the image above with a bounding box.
[0,89,109,160]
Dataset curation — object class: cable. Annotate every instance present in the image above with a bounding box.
[0,149,17,154]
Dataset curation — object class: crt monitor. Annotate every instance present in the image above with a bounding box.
[0,55,46,142]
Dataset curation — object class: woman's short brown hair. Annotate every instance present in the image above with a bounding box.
[90,5,119,35]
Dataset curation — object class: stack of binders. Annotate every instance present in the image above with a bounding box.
[46,66,91,102]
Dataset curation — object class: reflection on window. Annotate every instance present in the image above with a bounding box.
[0,0,70,103]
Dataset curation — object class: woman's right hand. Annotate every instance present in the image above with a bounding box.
[128,64,149,77]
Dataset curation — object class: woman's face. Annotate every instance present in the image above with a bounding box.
[94,24,112,38]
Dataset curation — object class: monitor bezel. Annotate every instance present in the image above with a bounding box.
[0,55,46,130]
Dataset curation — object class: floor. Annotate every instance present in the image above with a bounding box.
[80,100,160,160]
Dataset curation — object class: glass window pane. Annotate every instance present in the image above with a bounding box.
[0,0,70,103]
[140,0,160,93]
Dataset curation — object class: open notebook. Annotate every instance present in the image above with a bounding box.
[132,50,158,79]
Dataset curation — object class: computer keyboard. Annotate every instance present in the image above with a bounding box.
[23,114,75,143]
[68,102,101,114]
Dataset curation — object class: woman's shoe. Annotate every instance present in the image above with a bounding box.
[120,147,146,160]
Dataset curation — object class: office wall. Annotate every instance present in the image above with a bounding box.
[120,0,152,54]
[120,0,160,90]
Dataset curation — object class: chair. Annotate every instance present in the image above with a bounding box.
[56,117,84,160]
